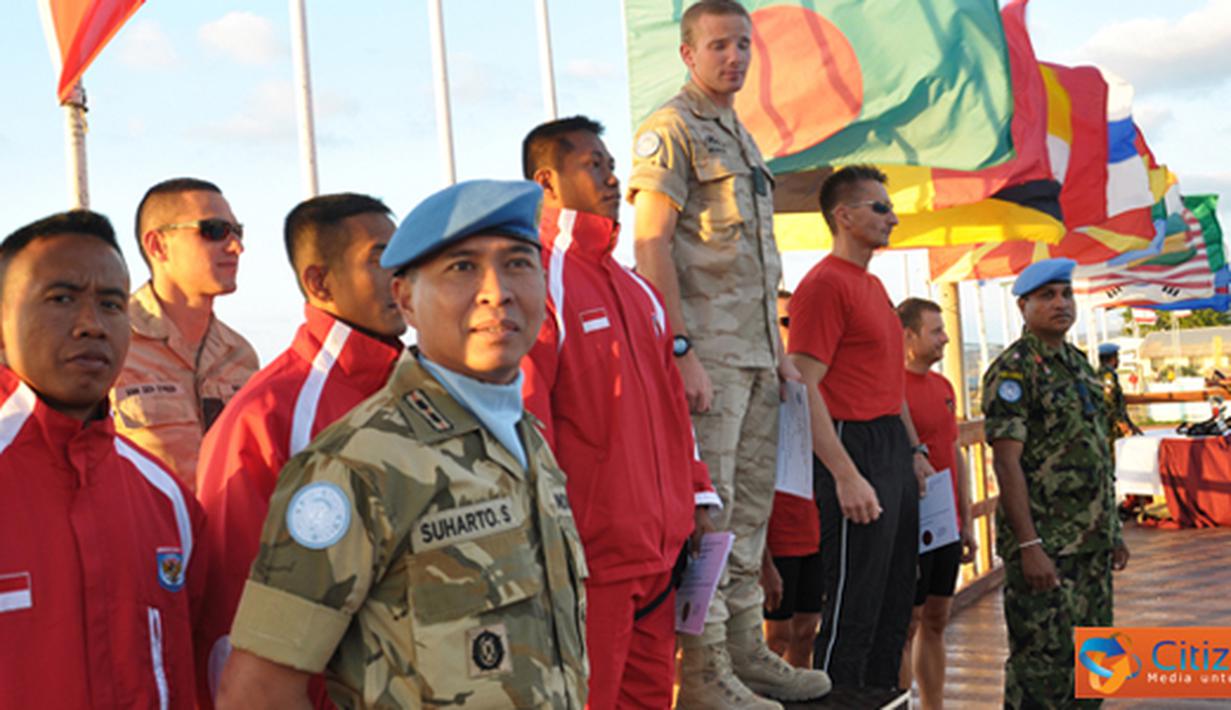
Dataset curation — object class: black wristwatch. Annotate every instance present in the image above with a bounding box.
[672,334,692,357]
[911,443,930,458]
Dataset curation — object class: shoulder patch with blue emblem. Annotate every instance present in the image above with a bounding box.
[997,379,1023,404]
[287,482,352,549]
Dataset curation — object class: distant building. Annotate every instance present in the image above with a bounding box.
[1138,326,1231,380]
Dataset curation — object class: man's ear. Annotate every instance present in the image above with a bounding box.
[301,263,331,303]
[140,229,168,264]
[533,167,557,202]
[391,274,417,330]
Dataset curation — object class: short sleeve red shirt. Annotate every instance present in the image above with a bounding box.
[788,255,905,421]
[766,492,820,557]
[904,369,962,531]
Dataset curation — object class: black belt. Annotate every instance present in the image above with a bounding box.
[634,543,691,621]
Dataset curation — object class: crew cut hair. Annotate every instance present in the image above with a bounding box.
[522,115,606,179]
[133,177,223,266]
[897,297,942,332]
[818,165,888,233]
[680,0,751,46]
[283,192,393,296]
[1,210,122,287]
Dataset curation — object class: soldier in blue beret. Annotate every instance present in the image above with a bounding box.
[220,180,590,708]
[1099,341,1143,446]
[982,257,1129,708]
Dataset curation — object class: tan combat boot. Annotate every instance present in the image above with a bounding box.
[727,624,833,702]
[676,642,785,710]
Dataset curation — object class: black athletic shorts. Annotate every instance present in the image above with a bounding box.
[913,540,962,606]
[765,551,824,620]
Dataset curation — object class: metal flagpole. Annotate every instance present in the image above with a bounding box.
[902,252,912,298]
[534,0,558,120]
[999,279,1013,350]
[973,281,990,377]
[289,0,320,197]
[63,82,88,209]
[427,0,457,185]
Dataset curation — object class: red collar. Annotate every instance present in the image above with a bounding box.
[291,305,403,383]
[0,365,117,483]
[539,207,620,260]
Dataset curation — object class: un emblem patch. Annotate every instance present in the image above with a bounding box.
[467,624,512,677]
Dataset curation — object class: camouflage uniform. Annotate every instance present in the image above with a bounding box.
[229,353,589,709]
[1099,364,1131,450]
[628,81,782,645]
[983,332,1121,709]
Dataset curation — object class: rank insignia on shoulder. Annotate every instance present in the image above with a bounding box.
[468,624,512,677]
[156,546,185,592]
[407,389,453,432]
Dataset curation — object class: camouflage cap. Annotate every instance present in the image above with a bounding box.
[382,180,543,271]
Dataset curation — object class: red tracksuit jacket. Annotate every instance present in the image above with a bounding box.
[194,305,401,703]
[523,207,718,584]
[0,365,206,709]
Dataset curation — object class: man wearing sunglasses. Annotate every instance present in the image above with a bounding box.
[112,177,259,490]
[194,193,405,707]
[788,165,932,694]
[982,258,1129,709]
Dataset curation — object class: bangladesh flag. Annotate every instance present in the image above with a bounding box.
[624,0,1015,172]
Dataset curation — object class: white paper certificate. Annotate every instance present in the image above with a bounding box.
[774,380,813,500]
[919,468,959,554]
[675,532,735,635]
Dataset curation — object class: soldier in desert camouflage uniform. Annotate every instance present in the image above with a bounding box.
[217,180,588,709]
[627,2,830,708]
[982,258,1130,709]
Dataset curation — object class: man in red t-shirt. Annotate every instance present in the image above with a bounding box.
[895,298,976,710]
[763,290,822,668]
[788,166,934,690]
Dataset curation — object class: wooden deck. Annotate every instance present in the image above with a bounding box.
[788,522,1231,708]
[943,522,1231,709]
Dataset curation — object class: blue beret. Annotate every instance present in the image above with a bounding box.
[1098,342,1120,356]
[1011,258,1076,296]
[382,180,543,271]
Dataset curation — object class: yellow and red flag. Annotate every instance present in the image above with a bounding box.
[39,0,144,103]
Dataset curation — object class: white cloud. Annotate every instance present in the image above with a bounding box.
[1185,172,1231,199]
[1133,103,1174,138]
[117,19,180,69]
[198,12,282,65]
[563,59,617,80]
[194,80,359,144]
[1076,0,1231,93]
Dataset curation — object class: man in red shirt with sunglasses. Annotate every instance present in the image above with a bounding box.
[112,177,259,490]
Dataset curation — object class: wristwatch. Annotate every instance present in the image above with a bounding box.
[911,443,930,458]
[672,334,692,357]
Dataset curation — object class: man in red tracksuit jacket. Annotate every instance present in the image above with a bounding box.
[0,210,207,709]
[521,116,719,709]
[194,194,405,706]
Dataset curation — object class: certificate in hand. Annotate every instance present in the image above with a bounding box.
[919,468,959,554]
[774,380,813,500]
[675,531,735,635]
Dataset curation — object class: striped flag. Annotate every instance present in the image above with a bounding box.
[40,0,145,102]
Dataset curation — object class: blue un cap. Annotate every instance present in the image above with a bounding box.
[382,179,543,272]
[1098,342,1120,357]
[1012,258,1076,297]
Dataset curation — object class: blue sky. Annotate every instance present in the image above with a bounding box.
[1,0,1228,360]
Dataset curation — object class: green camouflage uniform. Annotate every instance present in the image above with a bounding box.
[229,354,589,709]
[1099,364,1131,451]
[982,332,1121,709]
[628,81,782,644]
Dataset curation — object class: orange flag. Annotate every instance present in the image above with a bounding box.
[40,0,145,102]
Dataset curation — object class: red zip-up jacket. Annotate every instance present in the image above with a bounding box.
[523,207,718,584]
[0,365,206,709]
[194,305,402,705]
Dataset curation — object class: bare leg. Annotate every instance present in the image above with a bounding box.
[899,605,922,691]
[913,596,953,710]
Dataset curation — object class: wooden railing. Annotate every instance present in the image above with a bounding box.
[953,419,1004,608]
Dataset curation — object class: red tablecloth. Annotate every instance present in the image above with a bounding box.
[1158,435,1231,527]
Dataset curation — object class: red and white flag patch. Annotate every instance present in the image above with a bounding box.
[0,572,32,613]
[580,308,610,334]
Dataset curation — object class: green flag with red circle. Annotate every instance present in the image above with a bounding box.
[624,0,1015,172]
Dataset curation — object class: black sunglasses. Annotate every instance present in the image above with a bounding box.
[846,200,894,215]
[156,218,244,242]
